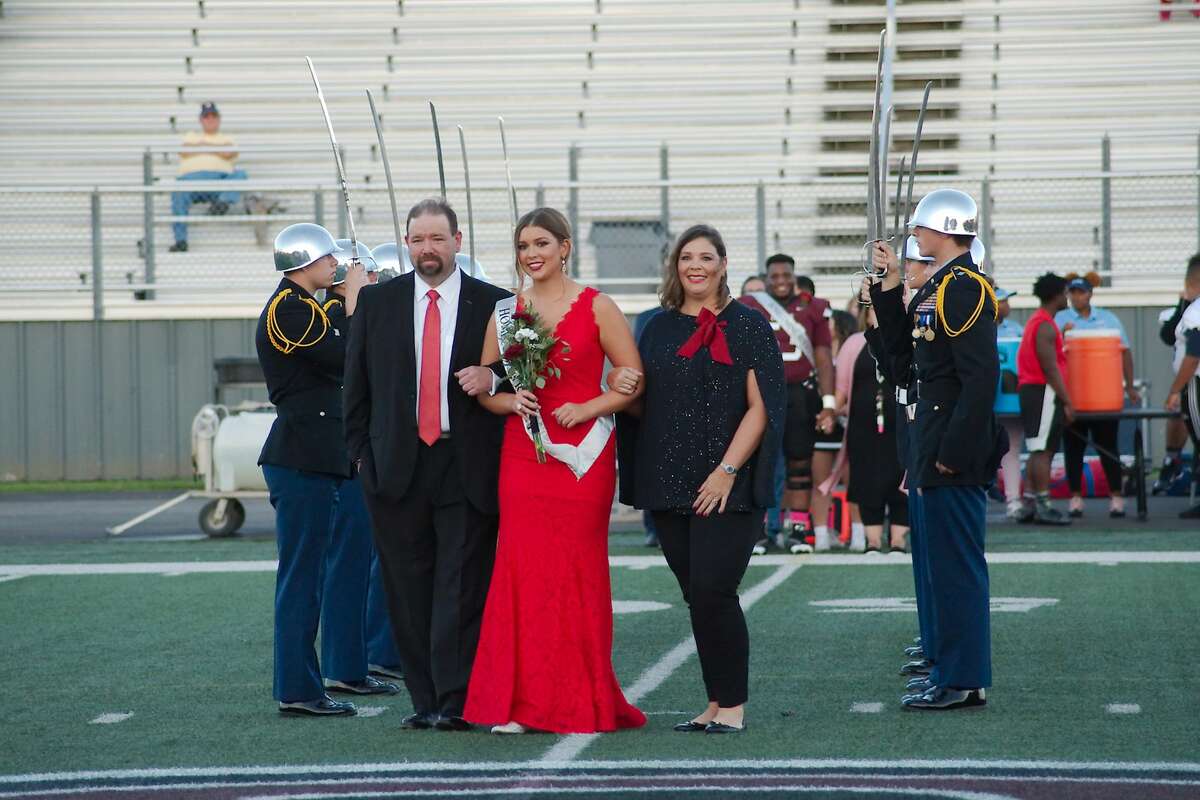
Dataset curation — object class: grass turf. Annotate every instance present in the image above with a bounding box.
[1,553,1197,776]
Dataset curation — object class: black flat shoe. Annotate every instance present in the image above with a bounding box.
[278,694,356,717]
[705,721,746,734]
[673,721,708,732]
[1109,507,1126,518]
[400,712,436,730]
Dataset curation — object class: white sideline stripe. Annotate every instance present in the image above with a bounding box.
[5,759,1200,786]
[240,788,1012,799]
[850,702,884,714]
[537,565,801,765]
[2,551,1199,578]
[1107,703,1142,714]
[0,575,25,583]
[356,706,386,718]
[88,713,132,725]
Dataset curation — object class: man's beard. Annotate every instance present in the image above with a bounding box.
[415,253,449,278]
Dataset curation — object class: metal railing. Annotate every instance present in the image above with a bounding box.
[3,149,1199,319]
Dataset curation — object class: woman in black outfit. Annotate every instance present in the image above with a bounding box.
[841,307,909,552]
[618,224,785,733]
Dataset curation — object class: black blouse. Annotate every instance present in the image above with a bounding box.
[618,300,786,513]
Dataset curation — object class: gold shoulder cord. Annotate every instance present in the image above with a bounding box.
[935,268,998,338]
[266,288,330,354]
[322,298,341,314]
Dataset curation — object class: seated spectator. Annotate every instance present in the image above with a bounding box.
[1016,273,1072,526]
[1055,272,1139,518]
[170,102,248,252]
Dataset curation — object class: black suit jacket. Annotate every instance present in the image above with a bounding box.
[344,270,512,513]
[255,277,353,478]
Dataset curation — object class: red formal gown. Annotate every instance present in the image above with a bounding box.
[464,287,646,734]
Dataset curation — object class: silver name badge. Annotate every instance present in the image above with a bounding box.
[896,387,909,405]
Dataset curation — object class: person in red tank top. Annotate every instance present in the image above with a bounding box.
[466,208,647,735]
[1015,273,1073,525]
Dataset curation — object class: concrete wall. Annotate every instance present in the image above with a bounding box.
[0,303,1184,481]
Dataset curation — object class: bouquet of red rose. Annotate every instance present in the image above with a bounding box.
[499,302,570,462]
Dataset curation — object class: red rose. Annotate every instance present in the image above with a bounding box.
[503,342,526,360]
[513,311,533,323]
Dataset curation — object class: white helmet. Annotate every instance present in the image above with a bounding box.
[909,189,979,237]
[970,237,986,268]
[903,236,934,263]
[331,239,378,285]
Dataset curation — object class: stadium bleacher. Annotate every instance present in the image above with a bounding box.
[0,0,1197,318]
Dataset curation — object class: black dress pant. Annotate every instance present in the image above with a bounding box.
[363,439,497,717]
[652,510,759,708]
[1063,417,1122,494]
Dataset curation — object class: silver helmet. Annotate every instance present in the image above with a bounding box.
[908,189,979,237]
[273,223,338,272]
[332,239,378,285]
[903,237,934,263]
[371,242,405,284]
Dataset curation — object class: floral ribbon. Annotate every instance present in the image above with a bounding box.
[677,307,733,365]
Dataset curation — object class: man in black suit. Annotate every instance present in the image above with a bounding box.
[344,198,510,731]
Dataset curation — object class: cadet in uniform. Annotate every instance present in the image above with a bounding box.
[868,189,1006,711]
[316,242,403,694]
[861,237,940,696]
[256,222,368,716]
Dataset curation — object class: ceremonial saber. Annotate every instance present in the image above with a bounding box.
[893,155,907,242]
[366,88,402,249]
[305,57,358,258]
[457,124,477,277]
[898,81,934,269]
[863,28,887,275]
[880,104,894,239]
[498,116,518,227]
[429,100,447,200]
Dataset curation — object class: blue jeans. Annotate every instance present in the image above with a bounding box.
[170,169,247,242]
[766,446,786,537]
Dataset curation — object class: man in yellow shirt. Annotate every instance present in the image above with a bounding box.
[170,102,248,252]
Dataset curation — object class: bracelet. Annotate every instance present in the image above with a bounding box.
[822,394,836,410]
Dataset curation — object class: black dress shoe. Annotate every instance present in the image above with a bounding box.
[434,715,474,732]
[705,721,746,734]
[906,676,935,692]
[326,675,401,695]
[672,720,708,732]
[903,645,925,658]
[899,659,933,676]
[902,687,987,711]
[400,712,435,730]
[368,664,404,681]
[1109,507,1126,519]
[278,693,356,717]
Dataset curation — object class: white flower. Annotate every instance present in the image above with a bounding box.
[515,328,539,342]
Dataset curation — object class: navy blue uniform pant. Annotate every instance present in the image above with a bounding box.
[907,491,938,670]
[320,476,373,683]
[263,464,340,703]
[921,484,992,690]
[366,546,402,668]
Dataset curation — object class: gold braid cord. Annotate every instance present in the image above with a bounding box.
[935,268,998,339]
[322,297,342,314]
[266,289,330,354]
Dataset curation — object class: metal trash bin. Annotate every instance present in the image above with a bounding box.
[587,219,669,294]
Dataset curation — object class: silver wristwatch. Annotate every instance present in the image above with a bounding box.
[719,462,737,475]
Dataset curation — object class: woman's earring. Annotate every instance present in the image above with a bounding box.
[561,258,568,272]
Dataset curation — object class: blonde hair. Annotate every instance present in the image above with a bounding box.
[659,224,729,311]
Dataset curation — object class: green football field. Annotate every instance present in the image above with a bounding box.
[1,525,1198,798]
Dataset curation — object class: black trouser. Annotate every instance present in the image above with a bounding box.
[652,510,759,708]
[1063,417,1122,494]
[363,439,497,718]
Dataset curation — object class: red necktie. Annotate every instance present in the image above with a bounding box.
[418,289,441,446]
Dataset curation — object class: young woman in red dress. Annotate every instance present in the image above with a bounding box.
[463,207,647,735]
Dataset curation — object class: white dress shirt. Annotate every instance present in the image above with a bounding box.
[413,266,461,433]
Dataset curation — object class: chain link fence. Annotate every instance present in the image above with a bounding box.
[2,169,1197,316]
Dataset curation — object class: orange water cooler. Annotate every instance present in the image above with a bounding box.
[1064,330,1124,411]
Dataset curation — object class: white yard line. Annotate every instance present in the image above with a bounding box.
[537,564,800,765]
[5,758,1200,785]
[1106,703,1142,714]
[2,551,1199,578]
[850,702,885,714]
[0,574,25,584]
[88,713,132,725]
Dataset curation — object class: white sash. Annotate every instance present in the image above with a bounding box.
[494,296,614,480]
[749,291,815,365]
